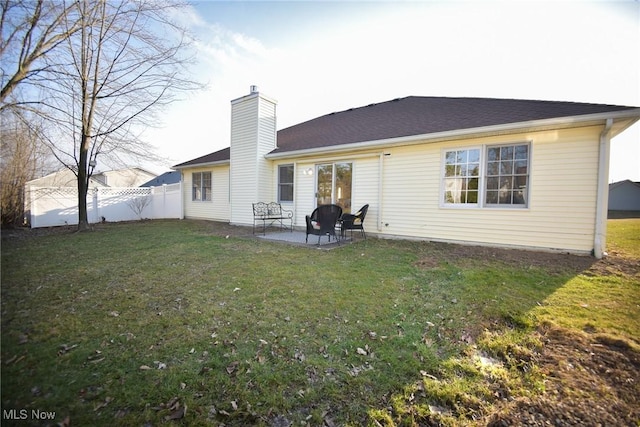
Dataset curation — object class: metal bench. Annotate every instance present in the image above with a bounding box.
[252,202,293,235]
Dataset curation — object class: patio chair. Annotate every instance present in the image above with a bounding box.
[305,204,343,245]
[340,204,369,239]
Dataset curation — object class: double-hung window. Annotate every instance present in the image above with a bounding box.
[192,172,212,201]
[443,149,480,204]
[442,142,530,208]
[278,164,294,202]
[485,144,529,206]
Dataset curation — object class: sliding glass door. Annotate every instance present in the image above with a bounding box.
[316,162,352,214]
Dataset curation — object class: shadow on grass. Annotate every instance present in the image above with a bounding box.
[5,219,633,426]
[367,239,639,426]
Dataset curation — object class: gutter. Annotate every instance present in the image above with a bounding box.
[265,109,640,160]
[172,159,230,170]
[593,118,614,259]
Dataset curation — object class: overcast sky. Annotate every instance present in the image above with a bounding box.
[143,1,640,182]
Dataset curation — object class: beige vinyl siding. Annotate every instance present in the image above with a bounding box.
[287,151,382,229]
[230,96,259,225]
[381,143,437,236]
[182,166,230,221]
[179,117,602,254]
[351,156,379,232]
[270,161,295,223]
[379,126,602,253]
[257,101,276,202]
[292,162,316,227]
[230,93,277,226]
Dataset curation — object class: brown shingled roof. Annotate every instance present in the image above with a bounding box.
[173,147,230,168]
[173,96,638,167]
[273,96,637,154]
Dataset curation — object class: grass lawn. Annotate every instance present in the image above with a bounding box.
[1,219,638,426]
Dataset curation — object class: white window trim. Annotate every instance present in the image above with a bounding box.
[439,141,531,210]
[192,171,212,202]
[483,142,531,209]
[278,164,295,203]
[440,145,482,209]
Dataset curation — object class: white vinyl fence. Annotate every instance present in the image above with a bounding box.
[29,183,183,228]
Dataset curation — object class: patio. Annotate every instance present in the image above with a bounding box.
[257,229,355,248]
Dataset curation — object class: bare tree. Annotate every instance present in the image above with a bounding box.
[126,194,151,220]
[0,0,82,108]
[2,0,201,230]
[0,109,55,226]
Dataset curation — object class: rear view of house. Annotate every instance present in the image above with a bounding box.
[173,87,640,258]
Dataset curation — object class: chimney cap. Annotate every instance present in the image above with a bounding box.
[250,85,259,94]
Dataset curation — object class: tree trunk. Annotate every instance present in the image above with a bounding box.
[2,0,200,225]
[77,133,90,231]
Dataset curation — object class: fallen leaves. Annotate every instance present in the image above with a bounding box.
[139,361,167,370]
[58,343,78,356]
[86,350,104,364]
[93,396,113,411]
[420,370,439,381]
[153,397,186,421]
[165,404,186,421]
[293,349,306,362]
[4,354,25,365]
[270,414,291,427]
[319,344,329,358]
[226,360,239,375]
[356,344,374,357]
[348,363,374,377]
[206,400,251,420]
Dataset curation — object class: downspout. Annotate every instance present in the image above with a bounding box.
[377,152,389,231]
[293,163,298,227]
[179,178,184,220]
[593,118,613,259]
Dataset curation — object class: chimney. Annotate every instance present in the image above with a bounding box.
[229,86,277,226]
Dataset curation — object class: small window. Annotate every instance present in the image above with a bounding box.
[278,164,294,202]
[192,172,212,201]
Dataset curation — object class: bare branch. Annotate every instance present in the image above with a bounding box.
[2,0,202,229]
[0,107,56,225]
[0,0,83,106]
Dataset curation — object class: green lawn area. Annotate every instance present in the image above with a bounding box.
[1,219,638,426]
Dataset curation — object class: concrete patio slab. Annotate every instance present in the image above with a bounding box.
[257,230,351,249]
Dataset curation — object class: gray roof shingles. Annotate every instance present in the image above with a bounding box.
[173,147,230,168]
[174,96,637,167]
[273,96,636,153]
